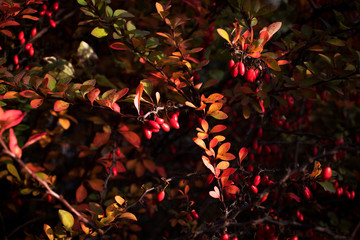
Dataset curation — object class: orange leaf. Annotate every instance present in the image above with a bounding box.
[201,119,209,133]
[19,90,41,99]
[193,138,207,150]
[221,168,236,178]
[3,91,20,99]
[208,103,223,114]
[9,128,22,158]
[134,83,143,115]
[217,142,231,156]
[118,124,141,148]
[210,111,228,120]
[225,185,240,194]
[30,98,44,108]
[88,179,104,192]
[209,138,218,149]
[76,184,87,203]
[120,212,137,221]
[239,147,248,165]
[218,153,235,161]
[216,161,229,170]
[202,156,215,175]
[209,125,227,134]
[54,100,70,112]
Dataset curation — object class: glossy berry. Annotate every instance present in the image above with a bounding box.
[29,47,34,56]
[157,190,165,202]
[18,31,24,40]
[155,117,164,125]
[13,55,19,65]
[53,2,59,11]
[321,167,332,181]
[25,43,32,50]
[148,120,160,130]
[191,210,199,219]
[245,68,256,82]
[221,233,229,240]
[112,167,118,177]
[169,118,180,129]
[303,186,312,199]
[251,185,258,194]
[31,28,37,37]
[144,128,152,139]
[228,59,235,71]
[49,19,56,28]
[253,175,261,186]
[238,62,245,76]
[231,65,238,78]
[231,237,238,240]
[161,123,170,132]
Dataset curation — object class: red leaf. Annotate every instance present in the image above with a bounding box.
[87,88,100,106]
[110,42,130,50]
[225,185,240,195]
[134,83,143,115]
[239,147,248,165]
[221,168,236,178]
[19,90,41,99]
[117,125,141,148]
[54,100,70,112]
[9,128,22,159]
[23,132,46,149]
[76,184,88,203]
[209,124,227,134]
[92,132,111,148]
[0,108,26,134]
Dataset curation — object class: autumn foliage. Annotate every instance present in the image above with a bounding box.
[0,0,360,239]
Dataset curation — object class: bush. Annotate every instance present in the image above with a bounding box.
[0,0,359,239]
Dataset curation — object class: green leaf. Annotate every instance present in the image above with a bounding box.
[77,0,87,6]
[326,38,346,47]
[105,6,113,17]
[145,37,159,49]
[91,27,108,38]
[7,163,21,181]
[113,9,134,18]
[140,79,153,97]
[58,210,74,230]
[317,181,336,193]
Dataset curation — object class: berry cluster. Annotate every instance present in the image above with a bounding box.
[143,111,180,139]
[228,59,262,83]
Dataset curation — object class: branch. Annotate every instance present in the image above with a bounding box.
[0,138,103,237]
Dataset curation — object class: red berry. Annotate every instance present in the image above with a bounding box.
[47,194,52,203]
[31,28,37,37]
[289,236,298,240]
[169,118,180,129]
[251,185,258,194]
[260,193,269,203]
[245,68,256,82]
[253,175,261,186]
[157,190,165,202]
[42,4,47,10]
[221,233,229,240]
[191,210,199,219]
[40,10,46,16]
[155,117,164,125]
[13,55,19,65]
[231,237,238,240]
[238,62,245,76]
[231,64,238,78]
[303,186,311,199]
[112,167,118,176]
[336,187,343,197]
[321,167,332,181]
[257,128,263,138]
[20,38,26,45]
[18,31,24,40]
[228,59,235,71]
[161,123,170,132]
[148,120,161,130]
[53,2,59,11]
[49,19,56,28]
[25,43,32,50]
[46,11,52,17]
[144,128,152,139]
[29,47,34,56]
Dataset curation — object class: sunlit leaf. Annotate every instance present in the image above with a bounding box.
[209,186,220,199]
[134,83,143,115]
[120,212,137,221]
[43,224,54,240]
[58,210,74,230]
[238,147,248,165]
[217,28,231,43]
[91,27,108,38]
[216,161,229,170]
[54,100,69,112]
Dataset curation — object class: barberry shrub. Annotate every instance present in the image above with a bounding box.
[0,0,359,239]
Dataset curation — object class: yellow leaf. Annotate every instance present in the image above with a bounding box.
[59,118,70,130]
[217,28,231,43]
